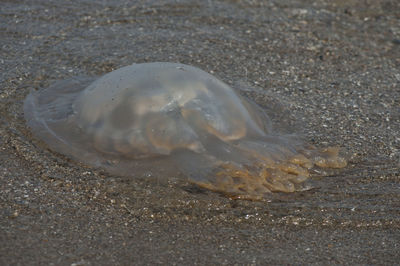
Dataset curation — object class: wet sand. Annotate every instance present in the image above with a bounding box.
[1,0,399,264]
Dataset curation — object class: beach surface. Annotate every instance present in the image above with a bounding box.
[1,0,399,264]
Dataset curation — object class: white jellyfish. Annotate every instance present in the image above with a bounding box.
[24,62,346,198]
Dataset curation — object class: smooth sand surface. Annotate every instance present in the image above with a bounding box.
[1,0,399,264]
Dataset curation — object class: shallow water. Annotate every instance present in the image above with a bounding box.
[1,0,399,264]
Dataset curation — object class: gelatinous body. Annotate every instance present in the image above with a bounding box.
[24,62,346,198]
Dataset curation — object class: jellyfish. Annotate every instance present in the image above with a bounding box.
[24,62,346,199]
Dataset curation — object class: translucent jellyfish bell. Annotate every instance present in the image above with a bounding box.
[24,62,346,198]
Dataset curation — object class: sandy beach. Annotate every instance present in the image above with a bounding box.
[1,0,399,264]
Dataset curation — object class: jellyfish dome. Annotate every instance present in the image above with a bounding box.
[24,62,346,198]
